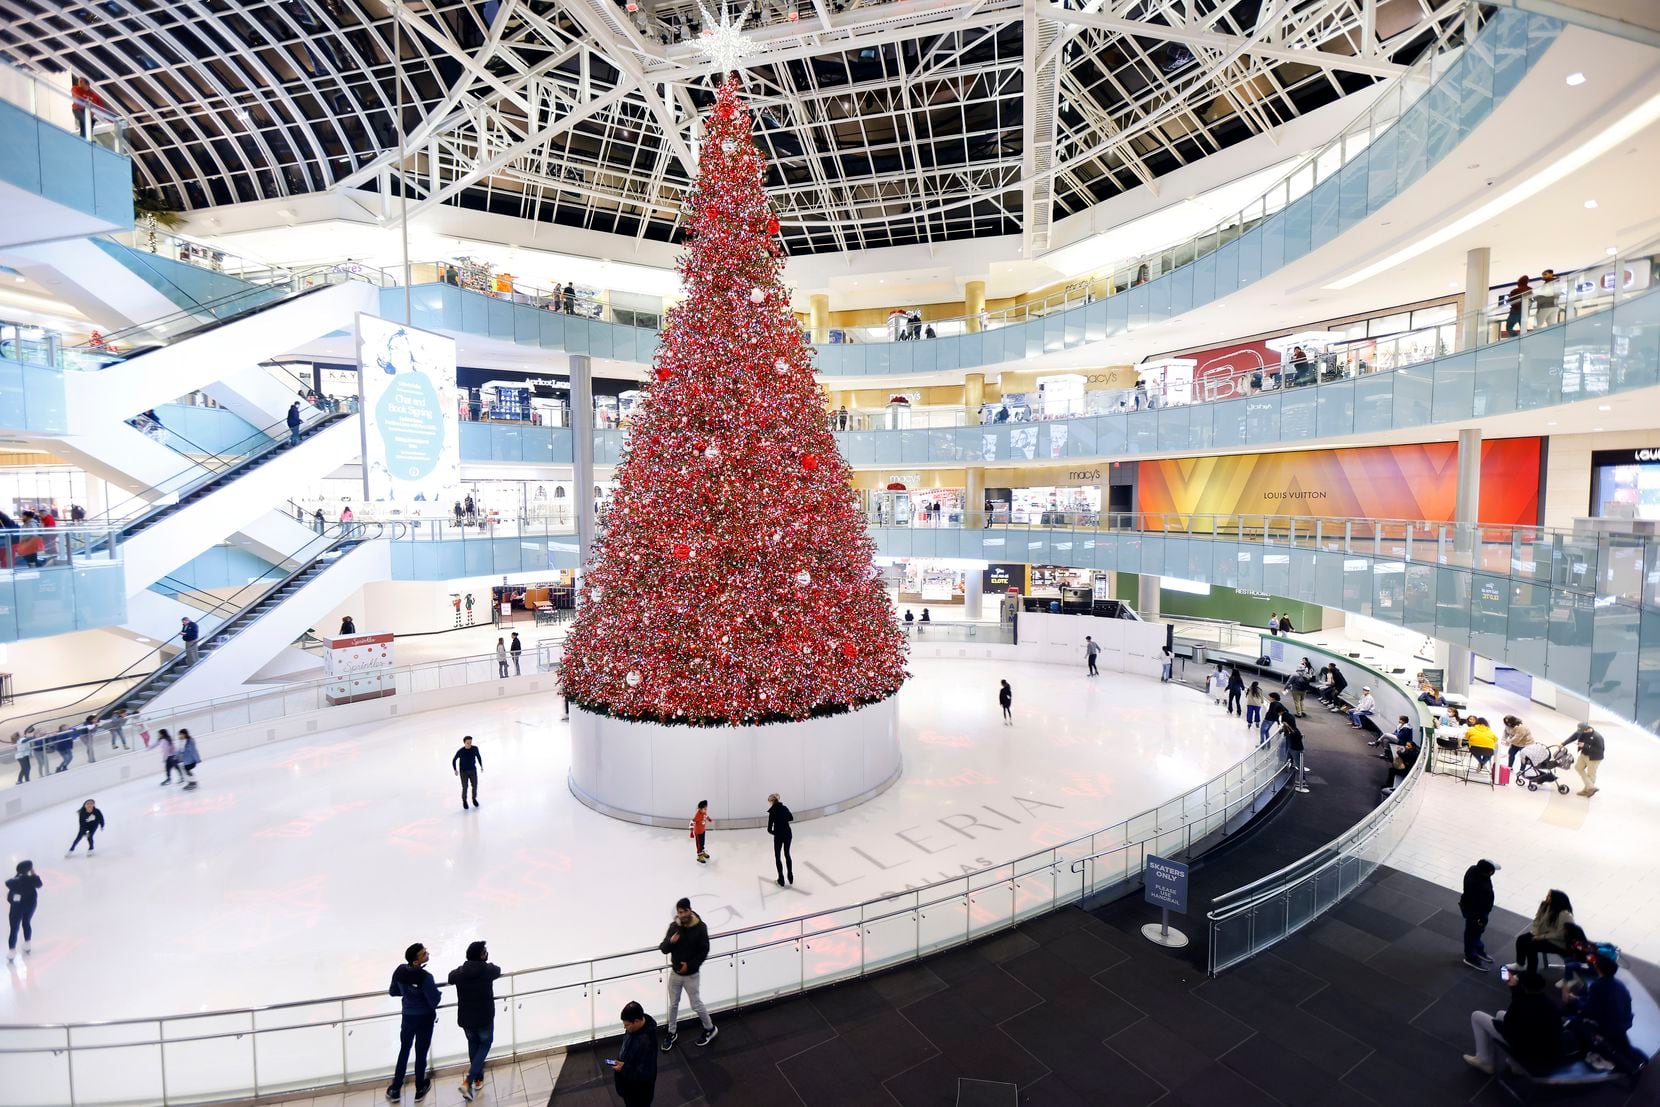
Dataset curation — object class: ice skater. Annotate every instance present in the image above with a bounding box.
[998,679,1012,724]
[766,793,794,886]
[157,729,182,784]
[177,729,201,789]
[6,860,40,960]
[689,800,712,864]
[67,799,104,855]
[453,735,483,810]
[1085,636,1100,676]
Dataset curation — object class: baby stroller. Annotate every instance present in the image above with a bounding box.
[1514,743,1572,794]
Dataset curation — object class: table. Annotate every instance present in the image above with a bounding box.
[1442,691,1470,708]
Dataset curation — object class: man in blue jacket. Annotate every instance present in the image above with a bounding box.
[608,1000,659,1106]
[387,942,442,1100]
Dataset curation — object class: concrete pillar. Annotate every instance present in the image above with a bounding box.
[570,354,596,575]
[809,293,830,345]
[964,280,986,333]
[965,465,985,528]
[1446,426,1481,694]
[1136,572,1161,619]
[963,564,984,620]
[1459,246,1490,351]
[964,372,985,425]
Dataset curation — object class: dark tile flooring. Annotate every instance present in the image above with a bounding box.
[550,867,1658,1105]
[550,675,1652,1105]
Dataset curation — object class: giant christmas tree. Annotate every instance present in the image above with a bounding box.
[558,76,908,727]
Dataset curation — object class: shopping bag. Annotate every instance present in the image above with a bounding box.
[1497,765,1511,786]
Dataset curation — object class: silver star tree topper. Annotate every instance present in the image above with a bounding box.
[694,4,756,74]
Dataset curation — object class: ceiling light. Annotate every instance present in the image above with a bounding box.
[1606,246,1619,256]
[1324,89,1660,290]
[12,277,23,284]
[1599,405,1612,411]
[1546,421,1558,426]
[1448,281,1459,288]
[1594,427,1605,432]
[1584,199,1598,209]
[1566,72,1586,86]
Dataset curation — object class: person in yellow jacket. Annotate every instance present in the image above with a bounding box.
[1464,716,1499,776]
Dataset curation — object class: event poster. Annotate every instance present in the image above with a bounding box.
[356,314,459,501]
[1136,438,1543,526]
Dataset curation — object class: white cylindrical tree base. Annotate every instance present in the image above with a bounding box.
[567,697,901,828]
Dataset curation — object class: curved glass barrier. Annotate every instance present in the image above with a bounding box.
[0,526,126,643]
[870,512,1659,729]
[444,277,1659,467]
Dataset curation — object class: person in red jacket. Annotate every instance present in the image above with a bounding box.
[689,800,712,864]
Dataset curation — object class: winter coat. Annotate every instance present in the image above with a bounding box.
[1459,864,1495,918]
[178,736,201,768]
[5,872,41,911]
[77,807,105,833]
[447,958,502,1029]
[388,963,441,1020]
[614,1014,659,1093]
[659,913,710,976]
[767,801,794,840]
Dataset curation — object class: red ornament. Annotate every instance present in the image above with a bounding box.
[802,454,820,471]
[839,642,857,659]
[654,366,672,382]
[767,216,780,234]
[672,543,691,559]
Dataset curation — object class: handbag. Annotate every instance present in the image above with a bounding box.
[1392,754,1407,771]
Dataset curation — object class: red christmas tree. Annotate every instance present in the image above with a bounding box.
[558,76,908,726]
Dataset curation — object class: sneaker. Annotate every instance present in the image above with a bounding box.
[1293,784,1310,793]
[1586,1052,1616,1072]
[661,1031,678,1052]
[1584,787,1599,797]
[776,878,785,886]
[385,1088,401,1101]
[1462,957,1486,969]
[697,1025,719,1047]
[414,1082,430,1100]
[460,1080,475,1102]
[1462,1054,1494,1075]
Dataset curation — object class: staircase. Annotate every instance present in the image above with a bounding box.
[115,411,351,543]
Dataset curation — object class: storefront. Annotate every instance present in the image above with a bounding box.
[878,557,970,606]
[1590,448,1660,520]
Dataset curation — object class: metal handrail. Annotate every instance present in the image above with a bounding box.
[0,669,1291,1041]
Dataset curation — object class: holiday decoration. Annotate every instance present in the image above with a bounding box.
[558,76,907,726]
[693,4,758,74]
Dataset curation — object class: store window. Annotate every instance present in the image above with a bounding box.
[1591,448,1660,520]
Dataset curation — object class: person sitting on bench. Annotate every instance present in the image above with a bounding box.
[1348,687,1376,730]
[1318,664,1347,709]
[1464,968,1562,1075]
[1562,945,1638,1073]
[1511,889,1574,974]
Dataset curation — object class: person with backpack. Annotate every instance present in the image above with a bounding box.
[447,940,502,1100]
[6,860,40,960]
[386,942,442,1100]
[286,401,302,447]
[1286,667,1312,718]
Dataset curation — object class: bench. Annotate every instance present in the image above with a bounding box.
[1493,972,1657,1097]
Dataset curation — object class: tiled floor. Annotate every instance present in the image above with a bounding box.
[1296,623,1660,961]
[266,1052,562,1107]
[548,867,1659,1105]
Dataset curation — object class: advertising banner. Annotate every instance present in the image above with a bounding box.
[1137,438,1542,526]
[356,314,459,501]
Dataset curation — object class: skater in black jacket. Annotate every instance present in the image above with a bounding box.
[68,799,104,855]
[766,793,794,886]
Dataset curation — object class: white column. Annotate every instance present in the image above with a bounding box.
[963,565,983,620]
[1446,427,1481,695]
[1136,573,1160,619]
[570,354,596,574]
[1459,246,1491,352]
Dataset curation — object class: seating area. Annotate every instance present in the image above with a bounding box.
[1493,969,1658,1092]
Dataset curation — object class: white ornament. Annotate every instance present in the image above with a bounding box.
[795,570,811,585]
[774,358,789,374]
[749,287,766,304]
[625,670,641,687]
[589,587,603,602]
[704,444,720,460]
[721,138,736,154]
[693,4,756,74]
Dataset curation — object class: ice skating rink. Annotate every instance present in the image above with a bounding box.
[0,657,1256,1026]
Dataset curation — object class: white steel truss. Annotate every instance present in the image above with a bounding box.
[0,0,1466,255]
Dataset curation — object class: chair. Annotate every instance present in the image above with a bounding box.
[1464,747,1497,790]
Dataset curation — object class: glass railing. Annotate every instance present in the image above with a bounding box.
[898,619,1014,644]
[106,228,298,287]
[0,525,126,643]
[0,664,1291,1103]
[1209,744,1430,972]
[0,59,127,154]
[867,511,1660,728]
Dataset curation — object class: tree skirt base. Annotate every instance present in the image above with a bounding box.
[567,696,901,828]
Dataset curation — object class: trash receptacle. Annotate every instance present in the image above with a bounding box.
[1048,600,1061,614]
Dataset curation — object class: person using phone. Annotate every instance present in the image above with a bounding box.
[610,1000,659,1105]
[1464,968,1561,1075]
